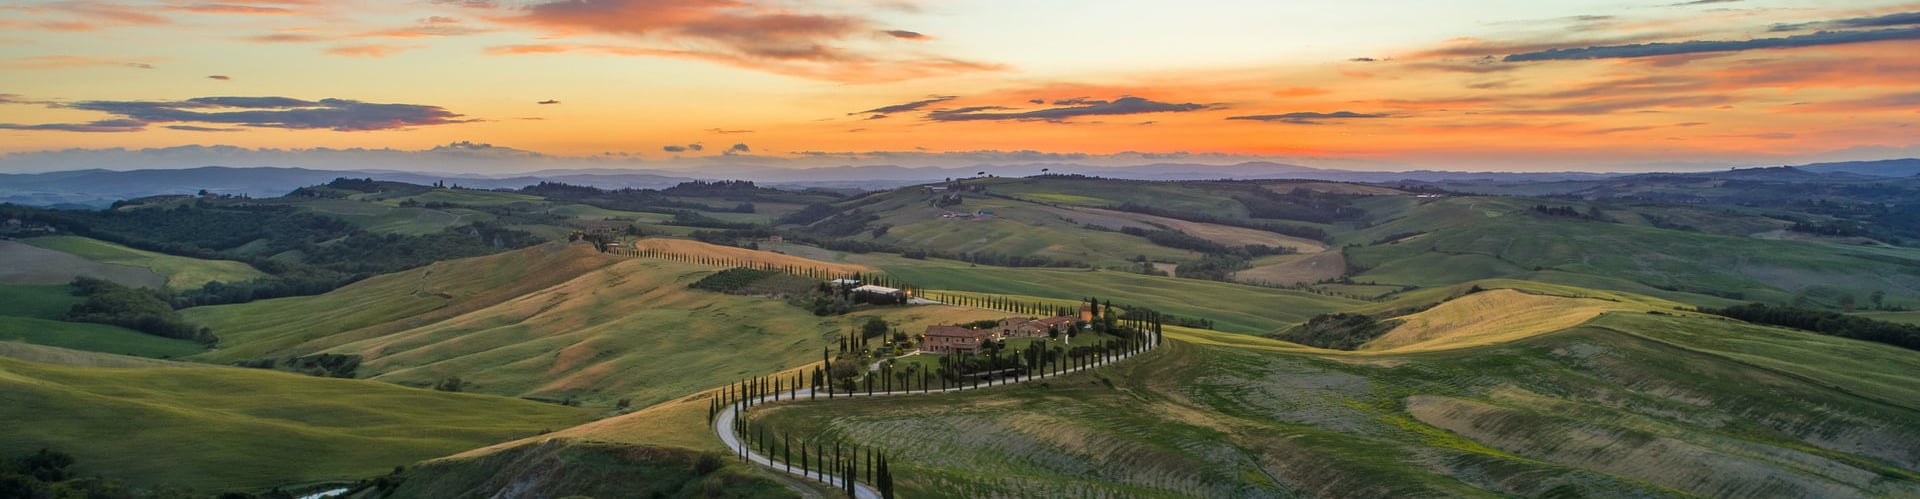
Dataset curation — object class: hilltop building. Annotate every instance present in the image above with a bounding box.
[922,326,993,354]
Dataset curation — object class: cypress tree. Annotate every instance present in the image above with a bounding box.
[878,454,894,499]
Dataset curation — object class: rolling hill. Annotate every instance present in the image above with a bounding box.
[744,291,1920,498]
[184,241,1006,407]
[0,349,593,492]
[21,235,268,289]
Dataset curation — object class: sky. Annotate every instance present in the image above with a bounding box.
[1,0,1918,173]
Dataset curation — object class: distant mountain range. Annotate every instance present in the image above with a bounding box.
[1,158,1912,208]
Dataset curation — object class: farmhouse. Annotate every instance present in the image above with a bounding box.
[995,316,1076,338]
[851,284,902,296]
[922,326,994,355]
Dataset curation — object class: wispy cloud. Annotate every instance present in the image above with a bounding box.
[1226,111,1389,125]
[854,95,956,115]
[474,0,997,82]
[925,97,1206,122]
[0,96,472,132]
[0,119,146,133]
[1505,27,1920,62]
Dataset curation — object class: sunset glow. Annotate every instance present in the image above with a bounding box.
[3,0,1918,171]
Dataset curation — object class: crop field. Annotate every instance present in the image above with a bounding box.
[1232,251,1346,286]
[0,240,166,288]
[855,193,1201,268]
[1343,197,1920,308]
[0,353,593,491]
[22,235,267,289]
[748,307,1920,498]
[1362,289,1638,352]
[872,256,1361,334]
[382,188,547,206]
[1070,207,1326,251]
[983,177,1252,219]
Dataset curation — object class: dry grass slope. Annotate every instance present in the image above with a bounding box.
[1363,289,1633,352]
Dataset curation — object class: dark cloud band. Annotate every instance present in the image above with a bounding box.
[1505,27,1920,62]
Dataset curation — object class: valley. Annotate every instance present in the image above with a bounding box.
[3,169,1919,498]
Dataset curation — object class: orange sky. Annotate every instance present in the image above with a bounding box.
[2,0,1918,171]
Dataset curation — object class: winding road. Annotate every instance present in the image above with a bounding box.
[711,331,1161,498]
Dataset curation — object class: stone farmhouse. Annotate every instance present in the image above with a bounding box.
[921,315,1079,355]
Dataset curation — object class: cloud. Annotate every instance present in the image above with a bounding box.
[43,96,469,131]
[1349,57,1378,62]
[165,4,308,15]
[1669,0,1740,5]
[725,143,750,155]
[0,119,147,132]
[430,0,497,7]
[1789,91,1920,113]
[483,42,1003,82]
[1226,111,1389,125]
[1497,95,1735,115]
[1772,11,1920,32]
[688,143,705,151]
[926,97,1207,122]
[324,43,422,57]
[163,125,242,132]
[706,128,752,134]
[208,74,231,80]
[855,95,956,115]
[663,145,687,152]
[538,99,560,104]
[883,29,928,40]
[1504,27,1920,62]
[1027,98,1045,104]
[8,2,172,31]
[477,0,1001,82]
[0,55,157,70]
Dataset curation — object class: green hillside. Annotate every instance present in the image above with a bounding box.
[866,254,1361,333]
[1343,197,1920,308]
[185,242,1007,408]
[748,306,1920,498]
[0,352,592,492]
[0,284,206,358]
[22,235,268,289]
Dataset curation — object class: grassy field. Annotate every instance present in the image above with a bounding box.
[0,283,206,358]
[0,353,593,492]
[1343,196,1920,309]
[867,255,1361,334]
[22,235,267,289]
[1362,289,1638,352]
[1232,251,1346,286]
[0,316,207,358]
[185,241,1005,408]
[746,308,1920,498]
[1859,310,1920,326]
[850,191,1202,268]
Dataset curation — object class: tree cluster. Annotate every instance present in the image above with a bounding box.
[1272,313,1399,350]
[1702,303,1920,351]
[65,277,214,344]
